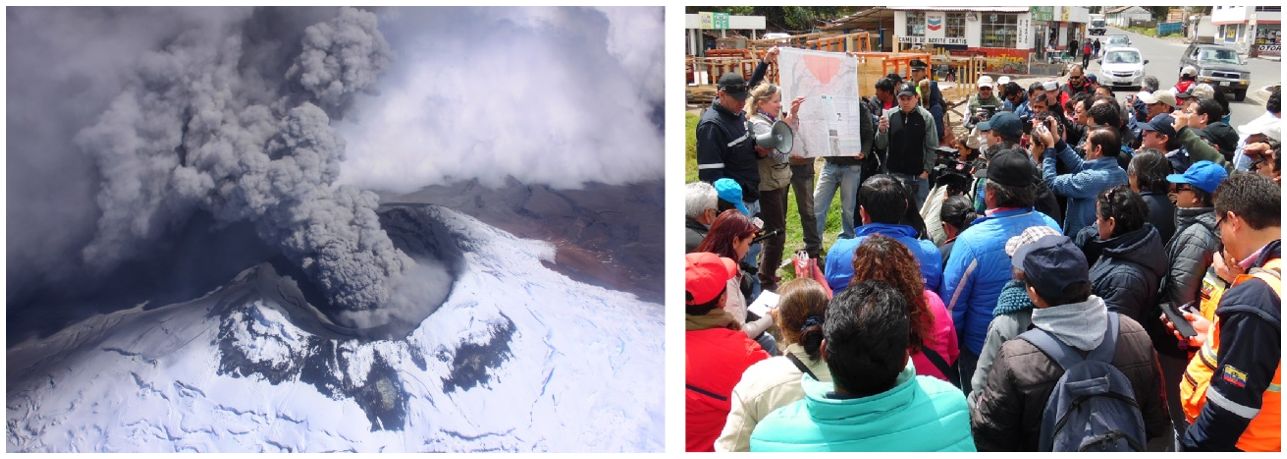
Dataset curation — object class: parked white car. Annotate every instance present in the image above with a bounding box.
[1098,47,1148,90]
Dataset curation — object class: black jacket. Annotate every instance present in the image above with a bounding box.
[1182,240,1281,451]
[695,63,768,202]
[1091,224,1168,325]
[1162,207,1220,309]
[697,100,760,202]
[685,217,708,253]
[1141,191,1177,245]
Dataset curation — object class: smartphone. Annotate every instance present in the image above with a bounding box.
[1160,302,1197,338]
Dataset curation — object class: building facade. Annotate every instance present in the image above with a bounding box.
[891,7,1087,73]
[1104,6,1152,28]
[1213,6,1281,57]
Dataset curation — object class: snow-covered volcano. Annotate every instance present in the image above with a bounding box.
[6,204,663,452]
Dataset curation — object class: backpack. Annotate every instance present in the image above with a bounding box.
[1018,313,1148,452]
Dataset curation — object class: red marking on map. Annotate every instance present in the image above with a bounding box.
[803,55,841,86]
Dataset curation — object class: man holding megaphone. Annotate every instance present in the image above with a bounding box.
[746,81,801,292]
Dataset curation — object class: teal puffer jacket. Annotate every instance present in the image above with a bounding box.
[749,362,976,452]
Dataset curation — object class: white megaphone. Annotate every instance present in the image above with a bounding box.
[755,120,794,155]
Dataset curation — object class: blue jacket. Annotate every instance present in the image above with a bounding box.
[1041,141,1128,235]
[750,363,976,452]
[824,223,943,293]
[940,208,1060,355]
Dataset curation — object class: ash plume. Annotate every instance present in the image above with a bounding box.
[71,7,415,316]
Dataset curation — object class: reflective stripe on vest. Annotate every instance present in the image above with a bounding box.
[1180,258,1281,452]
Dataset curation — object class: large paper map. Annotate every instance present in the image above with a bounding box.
[778,48,862,158]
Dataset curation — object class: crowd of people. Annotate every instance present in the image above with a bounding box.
[687,46,1282,452]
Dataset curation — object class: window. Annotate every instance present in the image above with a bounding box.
[907,11,925,36]
[1255,6,1281,13]
[946,13,966,39]
[1105,50,1141,64]
[1199,47,1240,64]
[980,13,1018,48]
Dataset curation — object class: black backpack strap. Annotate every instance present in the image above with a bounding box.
[785,352,819,380]
[920,347,962,387]
[686,384,728,402]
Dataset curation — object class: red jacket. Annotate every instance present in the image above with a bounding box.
[686,327,769,451]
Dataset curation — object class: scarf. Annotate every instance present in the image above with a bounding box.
[993,280,1035,317]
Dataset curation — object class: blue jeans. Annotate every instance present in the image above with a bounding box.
[813,162,862,239]
[891,172,930,214]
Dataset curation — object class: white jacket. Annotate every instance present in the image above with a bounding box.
[714,343,832,452]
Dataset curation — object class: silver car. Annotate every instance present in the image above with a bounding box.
[1097,47,1148,89]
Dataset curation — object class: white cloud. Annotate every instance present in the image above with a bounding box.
[336,7,664,193]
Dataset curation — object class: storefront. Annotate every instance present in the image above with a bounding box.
[1254,22,1281,57]
[1214,6,1281,57]
[1030,6,1091,59]
[893,7,1088,74]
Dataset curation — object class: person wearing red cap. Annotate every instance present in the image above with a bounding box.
[686,252,770,452]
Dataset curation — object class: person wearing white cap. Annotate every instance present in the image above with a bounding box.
[1136,89,1178,123]
[1232,88,1281,170]
[968,75,1002,114]
[1174,65,1198,96]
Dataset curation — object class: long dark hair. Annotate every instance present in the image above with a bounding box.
[1128,150,1172,194]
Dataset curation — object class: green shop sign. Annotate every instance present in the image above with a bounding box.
[1030,7,1053,22]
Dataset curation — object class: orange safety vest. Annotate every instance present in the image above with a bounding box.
[1197,264,1231,322]
[1180,258,1282,452]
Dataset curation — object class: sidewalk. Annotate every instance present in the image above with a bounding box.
[1247,84,1280,107]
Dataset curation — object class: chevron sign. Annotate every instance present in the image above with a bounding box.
[927,17,943,31]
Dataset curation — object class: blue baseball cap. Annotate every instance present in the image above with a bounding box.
[713,178,751,216]
[979,111,1023,140]
[1011,234,1089,302]
[1167,160,1228,194]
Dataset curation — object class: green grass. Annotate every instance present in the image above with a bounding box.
[686,111,849,281]
[1124,25,1159,38]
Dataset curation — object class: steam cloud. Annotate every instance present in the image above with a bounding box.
[334,7,665,192]
[70,7,413,317]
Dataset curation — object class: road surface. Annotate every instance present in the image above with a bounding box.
[1089,26,1280,128]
